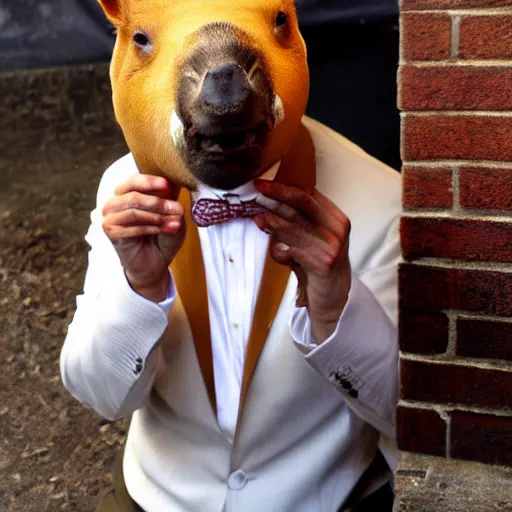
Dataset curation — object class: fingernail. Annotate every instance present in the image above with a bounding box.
[255,195,279,211]
[276,242,291,252]
[165,221,180,230]
[165,200,176,213]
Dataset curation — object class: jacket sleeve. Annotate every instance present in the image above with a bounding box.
[291,215,400,441]
[60,162,176,421]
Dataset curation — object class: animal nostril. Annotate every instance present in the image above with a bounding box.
[200,62,252,112]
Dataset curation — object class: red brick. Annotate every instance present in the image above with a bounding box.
[459,167,512,211]
[403,115,512,162]
[400,310,449,355]
[451,411,512,466]
[457,317,512,361]
[402,0,512,9]
[401,13,451,61]
[403,167,453,209]
[401,217,512,262]
[399,264,512,317]
[400,359,512,409]
[460,15,512,59]
[400,66,512,111]
[397,406,447,456]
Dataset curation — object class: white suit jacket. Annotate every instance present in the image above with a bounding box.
[61,117,401,511]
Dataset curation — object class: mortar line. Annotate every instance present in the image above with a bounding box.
[403,110,512,117]
[402,160,512,168]
[402,209,512,220]
[451,15,461,60]
[403,207,512,218]
[438,164,456,214]
[402,60,512,67]
[398,399,512,417]
[400,352,512,371]
[445,311,458,358]
[445,413,452,458]
[453,311,512,323]
[401,257,512,271]
[403,8,512,15]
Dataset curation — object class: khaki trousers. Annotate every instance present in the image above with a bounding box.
[96,455,142,512]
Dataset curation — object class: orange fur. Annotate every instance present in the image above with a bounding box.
[98,0,309,189]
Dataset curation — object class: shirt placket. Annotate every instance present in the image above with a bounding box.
[223,195,250,385]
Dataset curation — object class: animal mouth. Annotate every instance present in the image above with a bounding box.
[200,130,257,154]
[189,122,269,156]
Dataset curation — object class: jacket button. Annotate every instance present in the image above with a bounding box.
[228,470,248,490]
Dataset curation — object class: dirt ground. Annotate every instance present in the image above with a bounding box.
[0,127,130,511]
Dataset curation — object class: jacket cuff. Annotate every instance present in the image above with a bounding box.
[290,274,358,354]
[290,275,397,407]
[93,265,174,391]
[157,269,177,316]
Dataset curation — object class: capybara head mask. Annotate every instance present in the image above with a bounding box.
[97,0,310,190]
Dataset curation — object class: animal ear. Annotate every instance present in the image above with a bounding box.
[97,0,124,25]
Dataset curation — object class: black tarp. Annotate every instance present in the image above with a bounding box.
[0,0,398,71]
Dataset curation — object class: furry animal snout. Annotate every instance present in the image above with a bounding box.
[175,23,278,190]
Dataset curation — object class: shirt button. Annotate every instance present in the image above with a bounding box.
[228,470,248,490]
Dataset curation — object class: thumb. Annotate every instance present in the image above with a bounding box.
[268,241,308,307]
[269,240,293,265]
[292,264,309,308]
[158,217,186,256]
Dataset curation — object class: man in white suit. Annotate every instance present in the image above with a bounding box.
[61,115,401,511]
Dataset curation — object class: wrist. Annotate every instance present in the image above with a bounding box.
[126,270,170,303]
[309,307,345,345]
[308,290,349,344]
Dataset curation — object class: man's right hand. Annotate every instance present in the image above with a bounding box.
[102,175,185,303]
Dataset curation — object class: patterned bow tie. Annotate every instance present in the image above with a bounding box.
[191,195,267,227]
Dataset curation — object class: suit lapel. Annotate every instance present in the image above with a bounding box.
[171,191,216,413]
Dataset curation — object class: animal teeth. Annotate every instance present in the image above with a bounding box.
[272,95,285,126]
[202,141,224,153]
[170,110,185,147]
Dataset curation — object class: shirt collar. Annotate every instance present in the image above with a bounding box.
[193,161,281,203]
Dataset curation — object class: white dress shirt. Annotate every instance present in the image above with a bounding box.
[60,117,401,512]
[185,163,280,441]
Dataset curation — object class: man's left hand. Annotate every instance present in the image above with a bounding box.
[253,179,352,344]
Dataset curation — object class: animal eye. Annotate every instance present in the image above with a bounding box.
[133,32,151,48]
[275,11,288,28]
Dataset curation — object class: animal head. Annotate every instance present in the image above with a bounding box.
[98,0,309,190]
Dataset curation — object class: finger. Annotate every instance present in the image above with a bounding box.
[255,180,348,237]
[259,213,344,275]
[160,217,185,234]
[255,194,312,230]
[269,239,294,266]
[115,174,179,199]
[256,212,332,251]
[255,180,318,219]
[104,209,181,228]
[311,189,351,234]
[268,235,338,277]
[103,192,184,217]
[103,208,165,227]
[256,212,304,246]
[106,225,162,241]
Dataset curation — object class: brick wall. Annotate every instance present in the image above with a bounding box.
[398,0,512,467]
